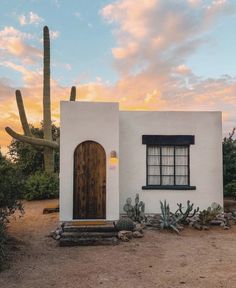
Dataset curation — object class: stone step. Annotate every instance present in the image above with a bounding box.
[61,231,118,239]
[63,224,116,233]
[60,236,119,247]
[65,220,111,226]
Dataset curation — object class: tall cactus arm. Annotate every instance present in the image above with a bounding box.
[43,26,54,173]
[43,26,52,142]
[5,127,59,149]
[70,86,76,101]
[15,90,32,136]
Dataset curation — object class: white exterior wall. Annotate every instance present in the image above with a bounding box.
[60,101,223,220]
[60,101,119,221]
[119,111,223,214]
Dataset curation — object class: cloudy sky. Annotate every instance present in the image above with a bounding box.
[1,0,236,153]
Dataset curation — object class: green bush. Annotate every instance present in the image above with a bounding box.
[224,180,236,198]
[24,171,59,200]
[0,222,7,270]
[223,129,236,191]
[0,150,23,270]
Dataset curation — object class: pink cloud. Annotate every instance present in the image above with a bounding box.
[1,61,42,87]
[101,0,235,78]
[0,26,42,64]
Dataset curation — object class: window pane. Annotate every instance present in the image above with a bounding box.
[148,176,160,185]
[176,176,188,185]
[148,165,160,175]
[175,156,188,165]
[146,145,190,187]
[162,147,174,156]
[175,147,188,156]
[148,155,160,165]
[148,146,160,155]
[162,156,174,165]
[175,165,188,176]
[162,165,174,175]
[162,176,174,185]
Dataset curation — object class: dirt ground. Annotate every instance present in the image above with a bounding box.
[1,200,236,288]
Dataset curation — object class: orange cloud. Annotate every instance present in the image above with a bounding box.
[0,26,42,64]
[102,0,157,39]
[1,71,236,154]
[1,61,42,86]
[101,0,234,78]
[112,42,138,59]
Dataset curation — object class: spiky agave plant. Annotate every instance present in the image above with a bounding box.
[5,26,77,173]
[159,200,180,234]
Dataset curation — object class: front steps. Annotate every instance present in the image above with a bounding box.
[60,222,118,246]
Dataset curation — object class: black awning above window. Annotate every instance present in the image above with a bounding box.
[142,135,195,146]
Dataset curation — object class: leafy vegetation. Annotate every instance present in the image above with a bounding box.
[223,128,236,197]
[24,171,59,201]
[224,180,236,198]
[7,123,60,201]
[0,149,23,270]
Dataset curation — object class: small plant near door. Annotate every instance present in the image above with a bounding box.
[123,193,146,223]
[115,218,135,231]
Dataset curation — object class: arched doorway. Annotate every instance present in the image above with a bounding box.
[73,141,106,219]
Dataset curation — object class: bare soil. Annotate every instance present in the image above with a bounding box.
[1,200,236,288]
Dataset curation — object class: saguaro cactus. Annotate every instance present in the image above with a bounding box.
[5,26,76,173]
[43,26,53,173]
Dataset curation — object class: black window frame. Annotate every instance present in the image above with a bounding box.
[142,135,196,190]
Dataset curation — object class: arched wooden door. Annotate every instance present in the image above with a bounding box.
[73,141,106,219]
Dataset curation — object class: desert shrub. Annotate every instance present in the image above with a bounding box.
[224,180,236,198]
[0,150,23,270]
[223,129,236,196]
[24,171,59,200]
[0,222,7,271]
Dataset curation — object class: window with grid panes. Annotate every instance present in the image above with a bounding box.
[147,146,189,186]
[142,135,196,190]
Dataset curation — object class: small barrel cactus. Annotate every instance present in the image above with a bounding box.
[115,218,135,231]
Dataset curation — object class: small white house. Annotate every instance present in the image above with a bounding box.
[60,101,223,222]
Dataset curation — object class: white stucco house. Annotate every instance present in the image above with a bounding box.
[60,101,223,222]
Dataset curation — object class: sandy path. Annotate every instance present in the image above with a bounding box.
[1,200,236,288]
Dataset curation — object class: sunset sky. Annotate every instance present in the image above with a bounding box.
[1,0,236,153]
